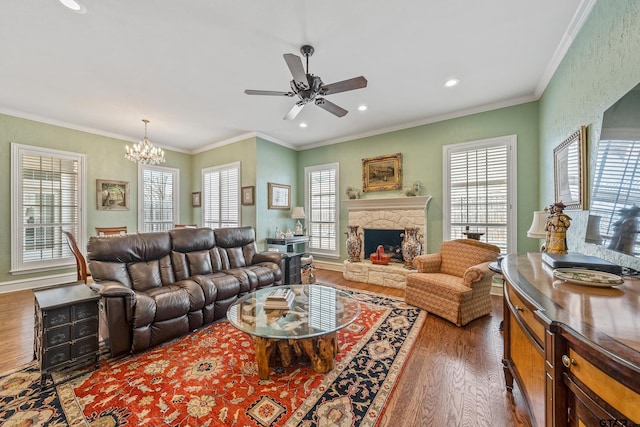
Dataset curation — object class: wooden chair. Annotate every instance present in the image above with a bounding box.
[173,224,197,228]
[95,226,127,237]
[62,231,90,283]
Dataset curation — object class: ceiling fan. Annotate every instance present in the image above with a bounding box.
[244,45,367,120]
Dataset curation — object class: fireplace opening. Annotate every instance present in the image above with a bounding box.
[363,228,404,263]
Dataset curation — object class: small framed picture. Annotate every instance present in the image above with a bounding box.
[97,179,130,211]
[268,183,291,210]
[242,186,255,206]
[191,192,201,207]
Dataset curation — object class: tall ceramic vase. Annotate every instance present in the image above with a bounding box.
[401,227,422,269]
[345,225,362,262]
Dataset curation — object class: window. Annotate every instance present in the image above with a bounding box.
[590,134,640,255]
[139,165,179,232]
[202,162,240,229]
[11,143,86,273]
[305,163,339,258]
[443,136,516,253]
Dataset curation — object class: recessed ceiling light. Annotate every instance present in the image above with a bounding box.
[58,0,86,13]
[358,105,368,111]
[444,78,460,88]
[299,122,308,128]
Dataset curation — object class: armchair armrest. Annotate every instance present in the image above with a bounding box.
[462,261,491,287]
[412,253,442,273]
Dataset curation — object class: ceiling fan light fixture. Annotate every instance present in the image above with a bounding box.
[125,119,166,165]
[299,122,308,128]
[444,78,460,88]
[58,0,86,13]
[358,105,368,111]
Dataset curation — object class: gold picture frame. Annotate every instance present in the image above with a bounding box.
[362,153,403,192]
[96,179,129,211]
[553,126,586,210]
[268,183,291,209]
[241,186,255,206]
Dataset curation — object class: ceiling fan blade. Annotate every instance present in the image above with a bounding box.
[284,102,305,120]
[320,76,368,95]
[315,98,348,117]
[245,89,294,96]
[283,53,309,90]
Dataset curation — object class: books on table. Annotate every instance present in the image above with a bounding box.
[264,288,295,310]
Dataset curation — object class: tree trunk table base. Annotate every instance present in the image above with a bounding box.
[253,332,338,379]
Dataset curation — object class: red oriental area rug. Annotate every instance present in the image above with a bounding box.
[0,288,425,426]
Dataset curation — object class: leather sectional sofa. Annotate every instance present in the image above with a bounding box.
[87,226,284,357]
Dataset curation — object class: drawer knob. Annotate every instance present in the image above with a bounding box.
[514,305,524,312]
[562,354,576,368]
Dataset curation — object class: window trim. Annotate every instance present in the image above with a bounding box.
[305,162,340,259]
[201,161,241,230]
[442,135,517,253]
[137,164,180,232]
[10,143,87,274]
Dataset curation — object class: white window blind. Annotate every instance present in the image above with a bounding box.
[590,137,640,255]
[203,162,240,229]
[11,143,86,273]
[305,163,339,257]
[140,165,179,232]
[444,137,516,253]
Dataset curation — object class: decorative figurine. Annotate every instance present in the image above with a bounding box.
[544,201,571,254]
[403,180,422,197]
[345,186,361,200]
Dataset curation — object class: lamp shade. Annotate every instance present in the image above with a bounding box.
[585,214,604,244]
[291,206,306,219]
[527,210,548,239]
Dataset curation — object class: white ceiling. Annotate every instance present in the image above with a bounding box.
[0,0,594,153]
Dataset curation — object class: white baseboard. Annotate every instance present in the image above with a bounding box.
[0,273,78,294]
[313,260,343,272]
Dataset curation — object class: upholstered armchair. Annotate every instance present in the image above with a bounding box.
[405,239,500,326]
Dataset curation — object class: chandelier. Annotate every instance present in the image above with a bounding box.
[125,119,166,165]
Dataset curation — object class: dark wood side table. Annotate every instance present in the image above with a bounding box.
[282,252,304,284]
[266,236,309,253]
[33,282,101,387]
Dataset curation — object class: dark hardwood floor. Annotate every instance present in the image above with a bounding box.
[0,270,532,426]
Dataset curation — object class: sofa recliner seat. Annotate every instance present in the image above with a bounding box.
[88,226,284,357]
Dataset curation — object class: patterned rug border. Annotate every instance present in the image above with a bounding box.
[1,285,426,426]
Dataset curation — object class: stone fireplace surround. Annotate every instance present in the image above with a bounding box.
[343,196,431,288]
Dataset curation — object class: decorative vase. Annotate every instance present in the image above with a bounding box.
[345,225,362,262]
[401,227,422,269]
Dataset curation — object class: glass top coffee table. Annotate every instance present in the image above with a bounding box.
[227,284,360,379]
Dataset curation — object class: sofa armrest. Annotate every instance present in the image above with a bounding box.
[253,251,286,265]
[412,253,442,273]
[463,261,491,287]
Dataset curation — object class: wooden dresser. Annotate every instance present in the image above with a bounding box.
[502,253,640,427]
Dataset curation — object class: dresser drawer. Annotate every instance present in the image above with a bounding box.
[73,318,98,339]
[43,344,71,368]
[44,306,71,328]
[73,302,98,320]
[72,336,99,359]
[567,348,640,423]
[44,324,71,347]
[506,285,545,345]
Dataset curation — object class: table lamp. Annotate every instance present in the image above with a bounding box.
[585,214,604,245]
[291,206,306,236]
[527,210,548,251]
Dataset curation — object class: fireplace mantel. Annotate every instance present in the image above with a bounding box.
[343,196,431,211]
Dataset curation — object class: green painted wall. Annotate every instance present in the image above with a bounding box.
[256,137,298,248]
[0,113,192,286]
[190,136,258,231]
[298,102,540,261]
[539,0,640,269]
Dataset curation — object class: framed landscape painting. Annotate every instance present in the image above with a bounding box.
[268,183,290,209]
[96,179,129,211]
[362,153,403,192]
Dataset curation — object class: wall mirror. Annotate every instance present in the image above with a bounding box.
[587,83,640,257]
[553,126,586,209]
